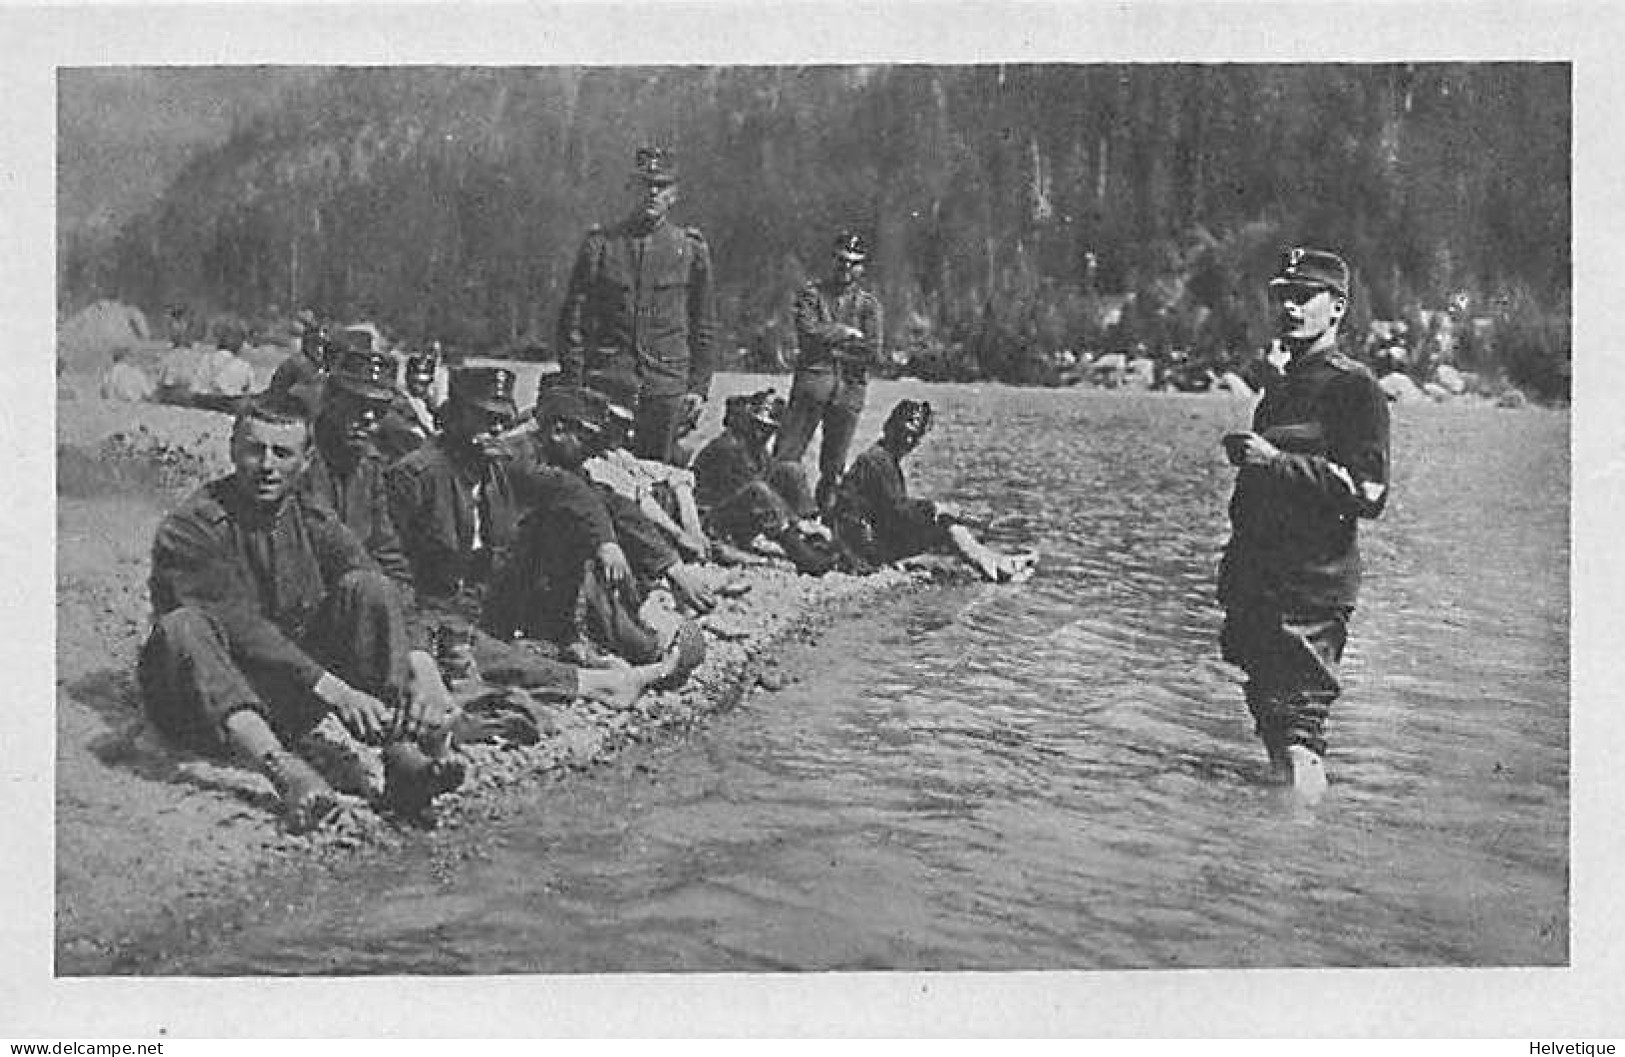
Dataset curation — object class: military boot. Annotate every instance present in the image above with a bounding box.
[259,748,343,835]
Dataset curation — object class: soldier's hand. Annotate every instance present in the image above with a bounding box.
[315,673,394,743]
[1222,431,1280,467]
[679,392,705,425]
[597,541,633,588]
[837,325,865,343]
[402,649,453,736]
[666,563,717,615]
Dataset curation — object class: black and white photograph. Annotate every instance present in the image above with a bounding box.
[6,0,1622,1040]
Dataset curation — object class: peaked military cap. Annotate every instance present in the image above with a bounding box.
[1271,246,1351,297]
[448,366,517,417]
[833,231,869,262]
[884,398,934,439]
[404,352,438,382]
[328,347,398,403]
[631,145,679,185]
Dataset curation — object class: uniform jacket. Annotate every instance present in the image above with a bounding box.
[148,476,375,690]
[386,436,523,604]
[691,430,771,513]
[834,443,939,557]
[303,441,414,588]
[505,436,679,588]
[266,349,323,398]
[792,278,884,375]
[1220,347,1390,612]
[557,216,716,399]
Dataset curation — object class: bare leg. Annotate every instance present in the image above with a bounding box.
[946,523,1005,581]
[574,621,703,708]
[224,709,341,834]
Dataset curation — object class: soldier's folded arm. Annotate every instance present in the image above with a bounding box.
[1258,375,1390,518]
[793,287,853,348]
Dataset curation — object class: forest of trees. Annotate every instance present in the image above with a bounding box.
[59,63,1571,399]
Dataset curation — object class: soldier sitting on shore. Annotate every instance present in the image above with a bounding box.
[137,392,457,833]
[692,389,844,576]
[832,399,1032,582]
[266,308,332,400]
[582,371,712,564]
[501,384,711,668]
[374,351,441,462]
[386,367,691,705]
[300,347,416,589]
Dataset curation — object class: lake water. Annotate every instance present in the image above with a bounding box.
[139,382,1570,972]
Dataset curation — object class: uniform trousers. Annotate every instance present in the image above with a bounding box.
[1218,604,1350,757]
[774,368,867,508]
[633,393,688,466]
[704,465,816,545]
[138,569,408,753]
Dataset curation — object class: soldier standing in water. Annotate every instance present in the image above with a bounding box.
[1218,247,1390,801]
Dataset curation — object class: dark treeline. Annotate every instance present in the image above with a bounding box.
[63,63,1571,398]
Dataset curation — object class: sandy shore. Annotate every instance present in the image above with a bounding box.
[53,383,933,974]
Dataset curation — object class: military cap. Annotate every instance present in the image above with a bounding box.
[534,385,606,434]
[833,231,869,262]
[1271,246,1351,297]
[724,388,782,434]
[448,366,518,417]
[404,352,438,382]
[328,347,398,404]
[631,145,679,185]
[884,398,934,439]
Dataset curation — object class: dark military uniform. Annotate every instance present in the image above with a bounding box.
[693,429,815,545]
[1218,346,1390,756]
[500,434,677,663]
[303,444,414,588]
[374,390,433,462]
[386,435,578,694]
[775,277,885,505]
[556,217,716,463]
[266,341,326,401]
[138,477,411,752]
[830,442,951,566]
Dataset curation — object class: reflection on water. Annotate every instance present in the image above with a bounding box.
[148,386,1569,973]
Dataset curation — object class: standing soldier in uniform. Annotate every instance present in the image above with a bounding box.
[774,232,885,516]
[557,146,716,465]
[1218,247,1390,801]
